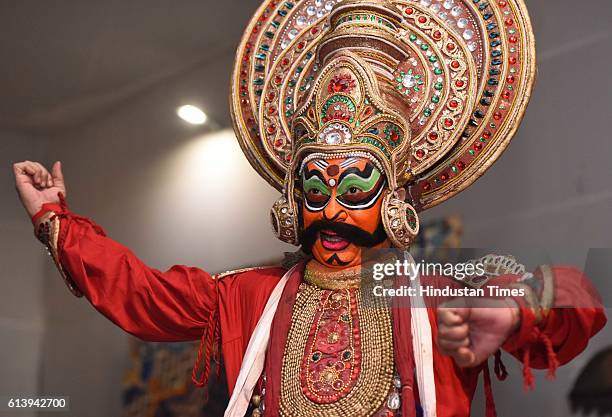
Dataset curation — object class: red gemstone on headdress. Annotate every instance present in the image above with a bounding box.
[449,100,459,109]
[444,118,454,127]
[447,43,456,51]
[246,42,253,50]
[455,80,465,87]
[389,130,399,142]
[505,18,514,27]
[457,161,465,169]
[282,58,290,67]
[328,74,355,94]
[268,124,277,134]
[268,106,277,115]
[297,41,306,50]
[474,142,483,151]
[423,183,431,191]
[440,173,448,181]
[433,31,442,40]
[451,61,460,69]
[498,0,507,7]
[502,90,511,100]
[274,75,283,85]
[311,27,319,35]
[506,75,515,84]
[252,27,259,34]
[509,35,518,44]
[416,149,425,158]
[483,131,491,139]
[509,56,517,65]
[405,7,414,15]
[418,16,427,23]
[493,111,502,120]
[428,131,439,141]
[240,70,247,78]
[240,98,248,106]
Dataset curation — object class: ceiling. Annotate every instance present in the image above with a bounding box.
[0,0,260,134]
[3,0,612,135]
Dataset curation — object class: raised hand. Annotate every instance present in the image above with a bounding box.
[437,297,521,367]
[13,161,67,218]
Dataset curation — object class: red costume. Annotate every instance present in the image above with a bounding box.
[29,0,607,416]
[33,201,606,417]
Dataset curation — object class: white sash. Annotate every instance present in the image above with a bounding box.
[407,253,437,417]
[223,265,295,417]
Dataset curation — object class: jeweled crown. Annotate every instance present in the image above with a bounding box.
[290,52,411,188]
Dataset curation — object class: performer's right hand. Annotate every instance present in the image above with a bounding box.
[13,161,67,218]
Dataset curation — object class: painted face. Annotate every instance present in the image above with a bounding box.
[300,156,389,268]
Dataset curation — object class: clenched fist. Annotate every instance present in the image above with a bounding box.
[437,297,521,367]
[13,161,67,218]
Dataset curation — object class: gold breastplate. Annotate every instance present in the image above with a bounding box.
[279,279,396,417]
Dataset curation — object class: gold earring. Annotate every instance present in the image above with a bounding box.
[381,192,420,250]
[270,194,300,246]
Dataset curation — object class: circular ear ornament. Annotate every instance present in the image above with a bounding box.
[270,194,300,246]
[381,192,420,250]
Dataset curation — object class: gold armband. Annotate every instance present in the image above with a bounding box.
[35,212,82,297]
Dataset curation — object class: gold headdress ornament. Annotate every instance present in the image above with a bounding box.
[231,0,536,247]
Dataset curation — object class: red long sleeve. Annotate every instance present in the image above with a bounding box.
[502,266,606,370]
[34,202,217,342]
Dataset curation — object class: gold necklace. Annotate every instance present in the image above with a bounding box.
[303,264,362,290]
[279,284,394,417]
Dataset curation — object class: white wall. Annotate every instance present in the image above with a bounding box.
[0,132,48,417]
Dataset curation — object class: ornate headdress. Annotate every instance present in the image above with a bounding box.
[231,0,536,248]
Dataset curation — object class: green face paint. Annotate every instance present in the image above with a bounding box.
[303,175,331,196]
[337,167,381,196]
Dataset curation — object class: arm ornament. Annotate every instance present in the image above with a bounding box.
[463,255,560,389]
[34,208,83,297]
[462,254,552,323]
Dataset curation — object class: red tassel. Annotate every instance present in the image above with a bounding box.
[191,279,220,388]
[191,308,218,388]
[522,348,535,391]
[539,331,560,380]
[520,328,560,391]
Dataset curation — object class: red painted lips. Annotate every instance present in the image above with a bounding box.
[319,229,351,251]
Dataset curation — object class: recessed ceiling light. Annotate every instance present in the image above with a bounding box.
[177,105,207,125]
